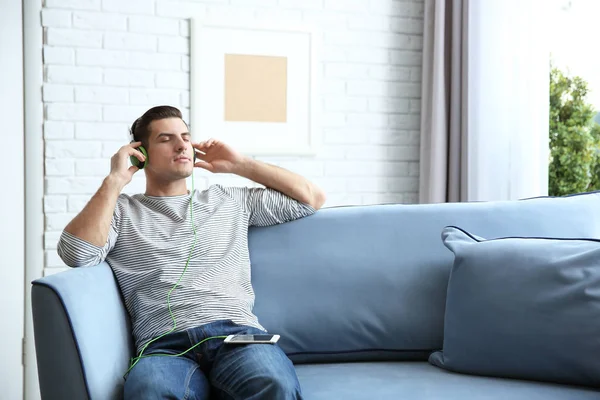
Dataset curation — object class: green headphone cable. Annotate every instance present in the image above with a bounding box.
[123,170,226,379]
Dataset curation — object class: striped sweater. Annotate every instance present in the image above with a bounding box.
[57,184,316,353]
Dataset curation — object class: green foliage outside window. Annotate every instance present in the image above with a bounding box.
[549,65,600,196]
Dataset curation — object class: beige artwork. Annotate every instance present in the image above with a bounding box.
[224,54,288,123]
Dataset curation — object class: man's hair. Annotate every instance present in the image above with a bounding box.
[130,105,187,147]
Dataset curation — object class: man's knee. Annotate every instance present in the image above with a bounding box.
[222,365,302,399]
[212,343,303,399]
[124,369,173,400]
[123,357,209,400]
[213,372,301,400]
[261,373,302,398]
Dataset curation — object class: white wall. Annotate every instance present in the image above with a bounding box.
[41,0,425,274]
[0,0,25,398]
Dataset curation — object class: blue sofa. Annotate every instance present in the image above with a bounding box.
[32,192,600,399]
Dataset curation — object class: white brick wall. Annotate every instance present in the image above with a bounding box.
[42,0,424,271]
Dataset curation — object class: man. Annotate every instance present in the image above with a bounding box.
[57,105,326,399]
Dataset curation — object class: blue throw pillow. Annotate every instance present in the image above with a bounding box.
[429,226,600,388]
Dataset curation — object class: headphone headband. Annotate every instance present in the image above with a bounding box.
[130,117,141,143]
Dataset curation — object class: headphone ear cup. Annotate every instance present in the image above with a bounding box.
[130,146,148,169]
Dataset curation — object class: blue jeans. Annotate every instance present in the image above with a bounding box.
[123,320,303,400]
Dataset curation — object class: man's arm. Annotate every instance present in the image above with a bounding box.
[58,142,146,266]
[231,158,326,210]
[193,139,326,210]
[63,175,126,247]
[64,142,144,246]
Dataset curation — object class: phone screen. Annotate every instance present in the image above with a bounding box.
[229,335,274,341]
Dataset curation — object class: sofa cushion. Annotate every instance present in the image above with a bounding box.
[295,362,600,400]
[429,226,600,388]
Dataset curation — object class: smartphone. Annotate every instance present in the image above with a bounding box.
[223,334,280,345]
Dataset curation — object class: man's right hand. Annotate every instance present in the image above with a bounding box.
[108,141,146,187]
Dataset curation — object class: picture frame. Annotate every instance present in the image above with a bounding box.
[190,18,320,156]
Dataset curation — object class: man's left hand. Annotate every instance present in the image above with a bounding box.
[192,139,247,174]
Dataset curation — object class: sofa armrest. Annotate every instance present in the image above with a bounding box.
[32,262,134,400]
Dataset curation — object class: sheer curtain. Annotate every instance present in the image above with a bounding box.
[419,0,549,204]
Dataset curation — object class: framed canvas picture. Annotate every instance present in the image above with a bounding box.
[190,19,320,156]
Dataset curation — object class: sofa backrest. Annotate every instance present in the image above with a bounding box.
[248,192,600,364]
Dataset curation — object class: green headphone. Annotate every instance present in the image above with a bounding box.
[130,145,148,169]
[129,143,197,169]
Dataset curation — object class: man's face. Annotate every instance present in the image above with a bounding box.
[144,117,195,181]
